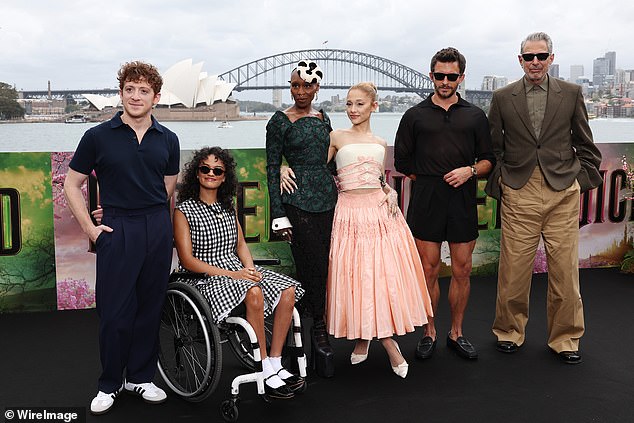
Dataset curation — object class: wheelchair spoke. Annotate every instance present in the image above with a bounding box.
[180,344,206,384]
[162,295,184,337]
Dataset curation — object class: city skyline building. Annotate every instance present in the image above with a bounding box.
[593,51,617,89]
[570,64,584,84]
[481,75,508,91]
[593,57,608,87]
[549,64,560,79]
[605,51,617,76]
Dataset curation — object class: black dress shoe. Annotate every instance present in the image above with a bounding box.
[446,333,478,359]
[557,350,582,365]
[264,377,295,399]
[415,336,436,360]
[496,341,519,354]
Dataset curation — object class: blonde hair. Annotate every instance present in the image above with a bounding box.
[348,82,378,102]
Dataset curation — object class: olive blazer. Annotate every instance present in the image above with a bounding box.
[485,76,602,200]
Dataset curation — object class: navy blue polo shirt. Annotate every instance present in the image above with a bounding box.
[69,111,180,209]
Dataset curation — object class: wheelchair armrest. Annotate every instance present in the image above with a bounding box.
[252,259,281,266]
[169,271,208,282]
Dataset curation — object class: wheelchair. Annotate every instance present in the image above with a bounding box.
[157,263,307,422]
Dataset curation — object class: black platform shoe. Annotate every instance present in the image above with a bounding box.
[310,320,335,378]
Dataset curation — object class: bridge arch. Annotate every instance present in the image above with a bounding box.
[218,48,434,96]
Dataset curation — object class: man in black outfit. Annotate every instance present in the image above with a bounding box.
[394,47,494,360]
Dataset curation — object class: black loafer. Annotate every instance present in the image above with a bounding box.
[264,377,295,399]
[415,336,436,360]
[557,350,582,365]
[496,341,519,354]
[447,333,478,359]
[278,371,306,393]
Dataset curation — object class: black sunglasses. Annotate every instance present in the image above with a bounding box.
[432,72,461,82]
[521,53,550,62]
[198,165,225,176]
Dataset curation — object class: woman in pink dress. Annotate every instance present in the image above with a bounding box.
[281,82,433,378]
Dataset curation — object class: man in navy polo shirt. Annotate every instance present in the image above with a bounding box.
[64,61,180,415]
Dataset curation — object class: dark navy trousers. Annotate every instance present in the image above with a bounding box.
[95,205,173,394]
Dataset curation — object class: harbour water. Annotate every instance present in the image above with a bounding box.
[1,113,633,152]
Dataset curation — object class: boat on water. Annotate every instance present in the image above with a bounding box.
[65,114,87,124]
[218,120,232,128]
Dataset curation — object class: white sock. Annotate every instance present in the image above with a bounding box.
[262,357,285,388]
[269,356,293,379]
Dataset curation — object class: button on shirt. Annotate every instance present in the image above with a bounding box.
[525,76,548,139]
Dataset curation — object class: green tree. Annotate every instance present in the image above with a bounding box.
[239,100,277,113]
[0,82,25,119]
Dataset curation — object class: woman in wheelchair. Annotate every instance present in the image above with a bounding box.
[172,146,305,399]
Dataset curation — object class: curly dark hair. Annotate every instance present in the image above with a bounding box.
[176,146,237,211]
[117,61,163,94]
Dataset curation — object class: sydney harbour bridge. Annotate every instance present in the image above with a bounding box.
[19,48,493,106]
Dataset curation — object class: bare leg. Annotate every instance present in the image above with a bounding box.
[269,287,295,357]
[447,240,476,340]
[244,286,268,358]
[268,287,305,392]
[379,337,405,367]
[245,286,294,395]
[415,239,442,340]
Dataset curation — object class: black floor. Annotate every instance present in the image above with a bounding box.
[2,268,633,423]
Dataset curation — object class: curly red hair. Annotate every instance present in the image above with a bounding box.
[117,61,163,94]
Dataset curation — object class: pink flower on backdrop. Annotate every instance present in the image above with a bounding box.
[57,278,95,310]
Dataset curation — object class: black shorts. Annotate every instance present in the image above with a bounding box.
[406,176,478,243]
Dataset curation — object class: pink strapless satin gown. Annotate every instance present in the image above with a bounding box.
[326,158,433,340]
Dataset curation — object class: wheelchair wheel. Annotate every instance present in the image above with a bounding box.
[158,281,222,402]
[220,398,239,422]
[224,315,274,370]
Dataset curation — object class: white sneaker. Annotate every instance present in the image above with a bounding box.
[90,390,119,415]
[124,381,167,404]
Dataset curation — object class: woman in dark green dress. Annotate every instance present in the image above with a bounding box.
[266,60,337,378]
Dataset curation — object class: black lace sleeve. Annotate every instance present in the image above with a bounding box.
[266,112,288,219]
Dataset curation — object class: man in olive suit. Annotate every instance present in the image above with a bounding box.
[485,32,602,364]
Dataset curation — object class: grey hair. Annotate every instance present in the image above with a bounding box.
[520,32,553,54]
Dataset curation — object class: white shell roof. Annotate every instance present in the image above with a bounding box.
[82,59,235,110]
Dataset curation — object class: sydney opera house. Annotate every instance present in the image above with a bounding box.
[83,59,240,121]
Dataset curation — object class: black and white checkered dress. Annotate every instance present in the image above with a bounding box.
[175,199,303,323]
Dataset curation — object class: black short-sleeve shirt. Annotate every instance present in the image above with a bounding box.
[69,111,180,209]
[394,94,495,176]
